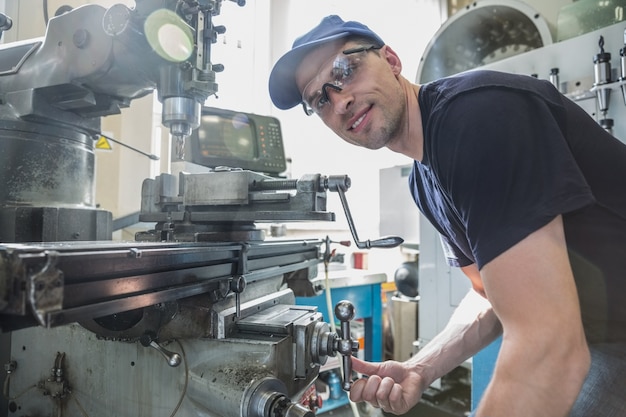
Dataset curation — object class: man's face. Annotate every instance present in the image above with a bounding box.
[294,40,406,150]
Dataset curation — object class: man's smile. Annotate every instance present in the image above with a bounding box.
[348,106,372,132]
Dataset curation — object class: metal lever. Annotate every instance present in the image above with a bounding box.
[140,332,182,367]
[332,183,404,249]
[334,300,359,391]
[0,13,12,41]
[230,275,246,318]
[232,244,249,318]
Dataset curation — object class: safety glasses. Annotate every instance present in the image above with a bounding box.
[301,44,382,116]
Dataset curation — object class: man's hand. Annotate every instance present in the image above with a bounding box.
[349,357,425,415]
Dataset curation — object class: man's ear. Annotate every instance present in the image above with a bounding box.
[382,45,403,75]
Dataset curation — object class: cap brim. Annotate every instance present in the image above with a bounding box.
[269,32,349,110]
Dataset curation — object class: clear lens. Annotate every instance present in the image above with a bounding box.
[300,45,381,116]
[302,50,366,115]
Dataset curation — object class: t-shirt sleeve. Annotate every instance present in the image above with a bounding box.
[440,234,473,267]
[430,87,594,269]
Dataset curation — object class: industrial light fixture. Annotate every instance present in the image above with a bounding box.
[144,9,194,62]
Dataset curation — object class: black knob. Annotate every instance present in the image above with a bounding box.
[335,300,355,322]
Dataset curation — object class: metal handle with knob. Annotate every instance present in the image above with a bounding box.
[331,183,403,250]
[140,332,182,367]
[334,300,359,391]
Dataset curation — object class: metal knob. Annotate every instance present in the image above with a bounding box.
[139,332,181,367]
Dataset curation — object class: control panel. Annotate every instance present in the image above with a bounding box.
[187,106,287,175]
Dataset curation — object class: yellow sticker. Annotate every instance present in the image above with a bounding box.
[95,135,113,150]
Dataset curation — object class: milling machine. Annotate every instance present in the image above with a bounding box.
[0,2,402,416]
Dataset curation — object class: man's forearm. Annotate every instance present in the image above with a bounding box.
[407,289,502,388]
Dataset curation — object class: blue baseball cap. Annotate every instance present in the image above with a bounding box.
[268,15,384,110]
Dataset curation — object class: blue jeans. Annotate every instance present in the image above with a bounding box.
[469,343,626,417]
[569,342,626,417]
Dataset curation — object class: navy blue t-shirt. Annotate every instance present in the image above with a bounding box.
[410,70,626,343]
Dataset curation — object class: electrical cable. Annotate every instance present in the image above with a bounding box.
[323,242,360,417]
[3,379,35,401]
[63,340,187,417]
[70,391,91,417]
[2,372,9,399]
[98,132,160,161]
[168,340,189,417]
[324,258,336,335]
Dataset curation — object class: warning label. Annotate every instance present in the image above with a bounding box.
[96,135,113,151]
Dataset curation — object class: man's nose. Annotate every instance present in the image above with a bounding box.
[329,88,352,115]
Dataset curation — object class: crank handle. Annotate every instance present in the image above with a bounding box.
[331,183,403,250]
[140,332,181,367]
[357,236,405,249]
[334,300,359,391]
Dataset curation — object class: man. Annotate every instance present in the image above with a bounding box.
[269,15,626,417]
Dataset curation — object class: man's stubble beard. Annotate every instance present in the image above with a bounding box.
[362,91,407,150]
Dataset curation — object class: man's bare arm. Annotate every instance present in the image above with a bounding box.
[475,215,590,417]
[405,287,501,389]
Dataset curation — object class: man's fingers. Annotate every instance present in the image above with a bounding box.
[388,383,408,414]
[349,377,366,402]
[360,374,383,404]
[350,356,379,376]
[375,377,396,408]
[348,358,413,414]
